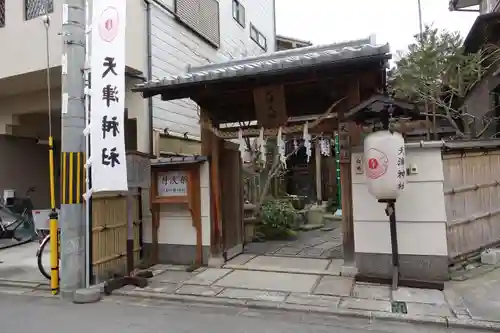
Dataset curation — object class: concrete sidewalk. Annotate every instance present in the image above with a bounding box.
[105,256,500,331]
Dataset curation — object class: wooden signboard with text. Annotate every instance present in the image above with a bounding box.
[150,164,202,265]
[253,84,288,128]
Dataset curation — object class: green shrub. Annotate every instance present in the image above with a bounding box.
[259,198,297,240]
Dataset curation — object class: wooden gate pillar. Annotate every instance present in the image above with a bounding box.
[339,79,361,263]
[200,109,223,259]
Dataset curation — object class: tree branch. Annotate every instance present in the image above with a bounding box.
[254,136,318,214]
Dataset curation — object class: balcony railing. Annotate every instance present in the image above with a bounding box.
[25,0,53,21]
[0,0,5,28]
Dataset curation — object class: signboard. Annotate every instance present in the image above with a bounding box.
[157,171,189,197]
[90,0,128,192]
[391,301,408,314]
[253,85,287,128]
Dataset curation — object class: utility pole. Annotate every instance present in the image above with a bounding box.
[60,0,87,300]
[417,0,423,39]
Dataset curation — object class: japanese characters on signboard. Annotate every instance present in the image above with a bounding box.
[338,122,351,163]
[396,145,406,190]
[90,0,128,192]
[157,171,189,197]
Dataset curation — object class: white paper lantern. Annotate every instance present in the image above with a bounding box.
[364,130,406,200]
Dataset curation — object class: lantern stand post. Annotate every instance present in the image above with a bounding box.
[379,199,399,290]
[379,105,400,290]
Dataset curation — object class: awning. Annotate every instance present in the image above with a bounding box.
[345,94,421,124]
[463,12,500,54]
[151,156,207,167]
[449,0,480,11]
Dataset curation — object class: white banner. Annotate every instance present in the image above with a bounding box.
[90,0,127,192]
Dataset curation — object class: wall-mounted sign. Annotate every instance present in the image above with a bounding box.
[157,171,189,197]
[253,84,287,128]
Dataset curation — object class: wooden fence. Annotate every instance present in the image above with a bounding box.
[91,151,150,283]
[443,149,500,262]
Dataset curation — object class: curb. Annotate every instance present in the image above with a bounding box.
[1,280,499,331]
[111,289,500,331]
[222,264,341,277]
[0,278,48,290]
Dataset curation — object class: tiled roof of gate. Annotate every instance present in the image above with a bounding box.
[133,41,391,93]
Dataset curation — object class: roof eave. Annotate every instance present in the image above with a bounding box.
[133,53,391,100]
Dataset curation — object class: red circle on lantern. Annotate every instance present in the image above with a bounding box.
[368,158,379,170]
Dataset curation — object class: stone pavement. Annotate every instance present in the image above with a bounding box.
[0,241,47,285]
[244,220,343,259]
[2,245,500,330]
[448,266,500,323]
[108,261,500,331]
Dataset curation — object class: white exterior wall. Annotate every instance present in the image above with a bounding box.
[352,147,448,259]
[0,0,147,80]
[149,0,276,139]
[143,162,211,246]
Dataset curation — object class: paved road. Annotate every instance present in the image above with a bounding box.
[0,294,484,333]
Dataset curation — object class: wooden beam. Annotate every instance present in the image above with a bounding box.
[210,135,222,257]
[216,119,430,139]
[340,78,360,264]
[315,140,322,203]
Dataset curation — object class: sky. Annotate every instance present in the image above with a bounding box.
[275,0,479,56]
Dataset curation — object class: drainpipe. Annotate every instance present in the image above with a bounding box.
[145,0,154,157]
[272,0,277,51]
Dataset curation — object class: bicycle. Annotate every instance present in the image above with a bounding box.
[36,227,59,280]
[0,187,38,242]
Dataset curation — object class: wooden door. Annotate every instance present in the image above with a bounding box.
[322,156,337,201]
[220,142,244,260]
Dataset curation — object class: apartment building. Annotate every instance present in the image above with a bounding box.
[0,0,275,208]
[449,0,499,12]
[149,0,276,156]
[276,35,312,51]
[449,0,500,138]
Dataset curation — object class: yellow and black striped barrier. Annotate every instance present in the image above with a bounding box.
[60,152,85,205]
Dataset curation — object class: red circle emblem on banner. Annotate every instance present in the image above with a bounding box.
[99,7,120,43]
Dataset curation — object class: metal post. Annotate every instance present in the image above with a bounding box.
[60,0,86,300]
[83,0,92,289]
[385,200,400,290]
[42,1,59,295]
[417,0,423,39]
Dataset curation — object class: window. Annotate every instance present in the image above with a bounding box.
[0,0,5,27]
[124,109,138,151]
[175,0,220,47]
[232,0,245,27]
[25,0,53,21]
[250,24,267,51]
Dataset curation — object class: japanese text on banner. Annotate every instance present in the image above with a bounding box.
[90,1,127,192]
